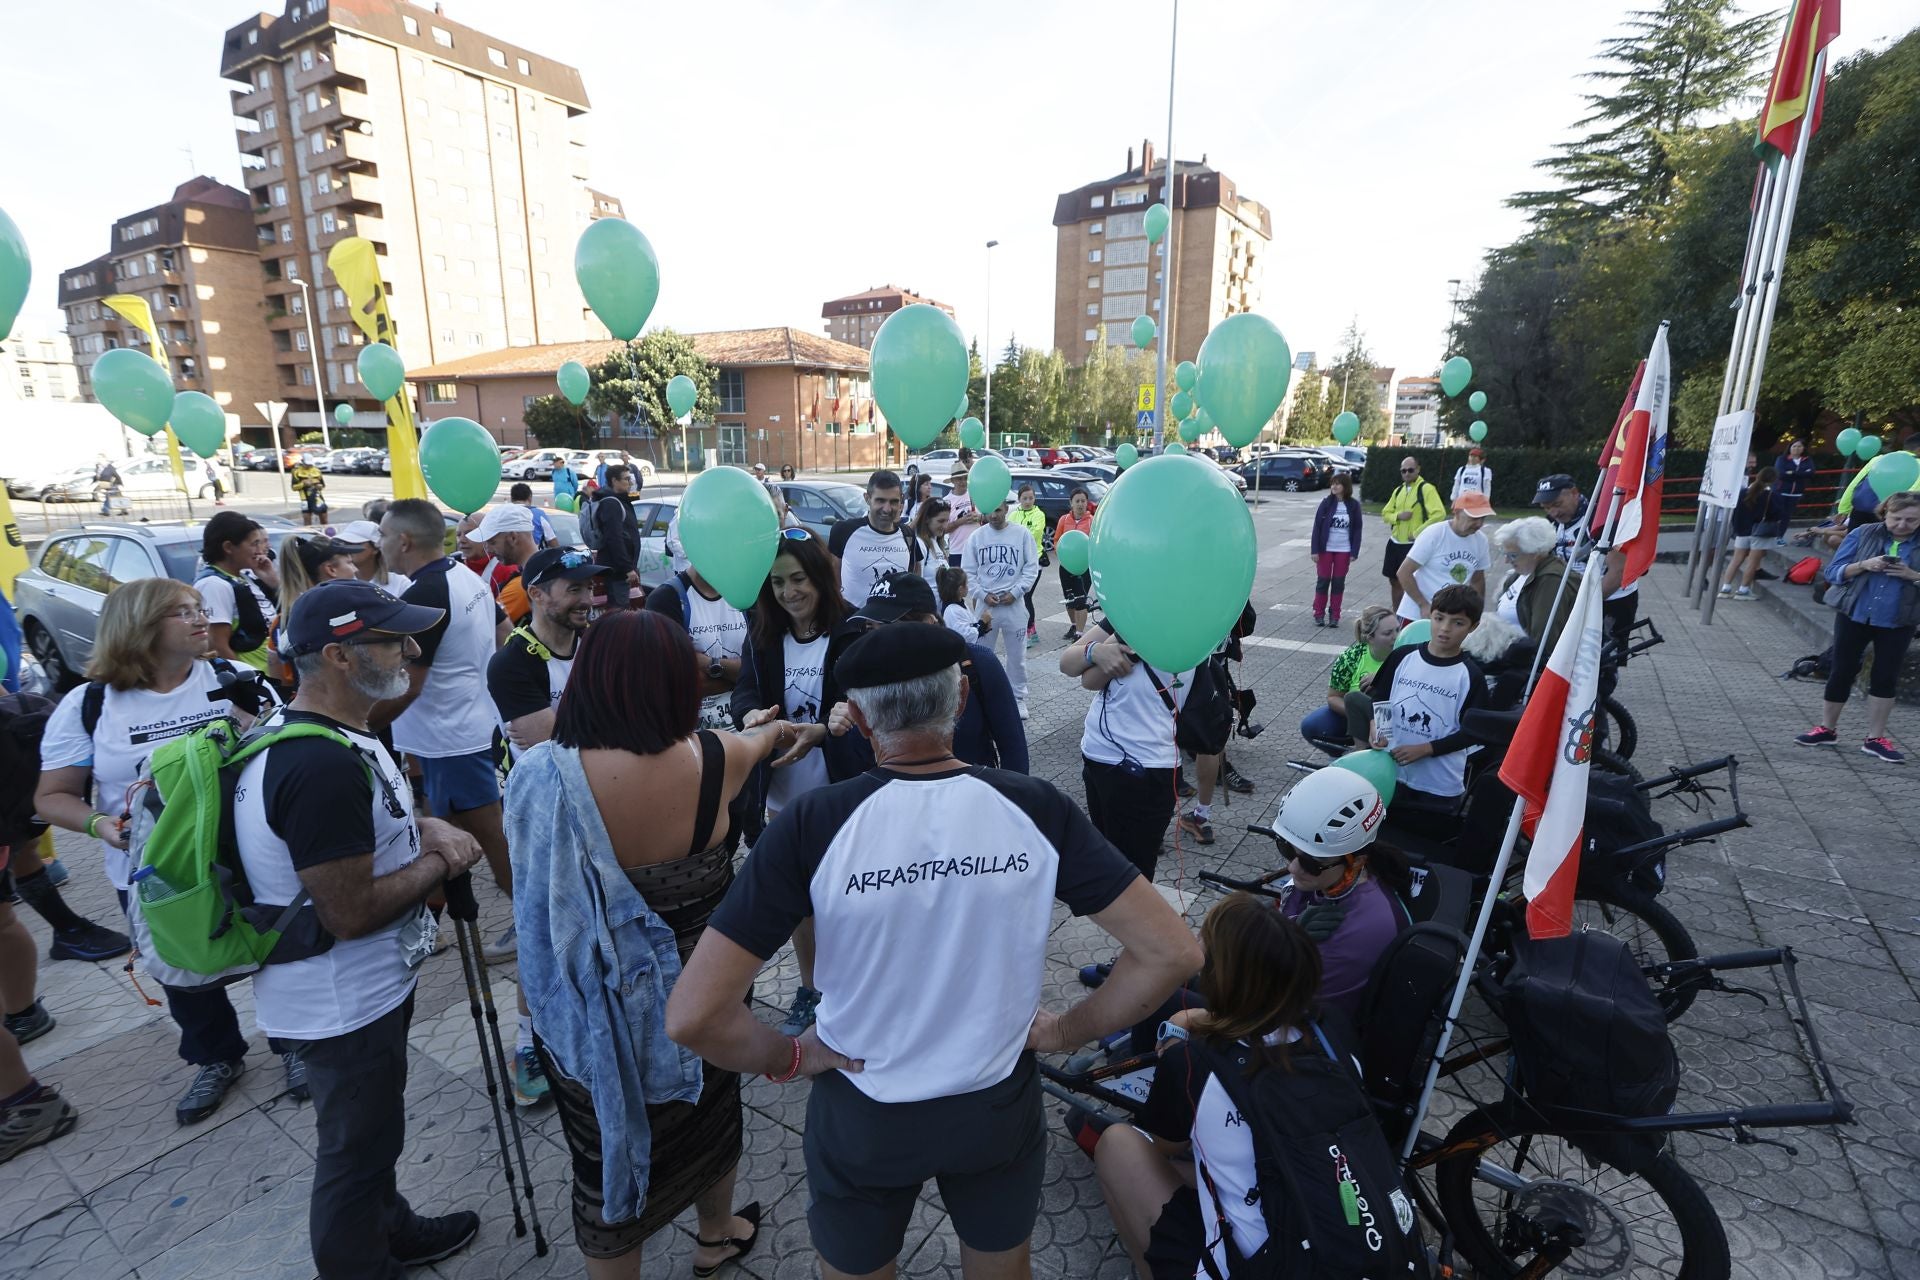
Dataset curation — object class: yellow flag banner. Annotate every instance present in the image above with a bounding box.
[102,294,191,499]
[0,487,28,595]
[327,238,426,500]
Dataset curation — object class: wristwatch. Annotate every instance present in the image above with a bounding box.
[707,658,726,680]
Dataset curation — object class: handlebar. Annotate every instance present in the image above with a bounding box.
[1649,947,1786,978]
[1634,754,1738,790]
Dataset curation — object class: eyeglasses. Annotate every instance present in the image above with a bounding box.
[166,606,210,621]
[779,529,812,542]
[1400,467,1418,475]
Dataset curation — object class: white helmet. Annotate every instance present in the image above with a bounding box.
[1274,767,1386,861]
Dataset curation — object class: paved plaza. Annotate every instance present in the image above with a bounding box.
[5,489,1916,1279]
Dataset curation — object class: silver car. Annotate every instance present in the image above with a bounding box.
[13,524,207,686]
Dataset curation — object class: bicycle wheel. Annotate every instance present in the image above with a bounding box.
[1597,696,1639,761]
[1592,747,1644,786]
[1434,1102,1730,1280]
[1572,885,1700,1021]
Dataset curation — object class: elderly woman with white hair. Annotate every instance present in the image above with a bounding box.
[1493,515,1576,657]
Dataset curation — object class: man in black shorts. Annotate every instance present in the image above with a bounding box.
[667,624,1200,1280]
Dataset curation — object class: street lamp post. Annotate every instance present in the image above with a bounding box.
[1446,278,1463,355]
[293,277,332,451]
[982,239,999,448]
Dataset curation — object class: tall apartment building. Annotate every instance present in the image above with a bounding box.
[1394,374,1441,437]
[220,0,613,431]
[1,320,81,402]
[56,177,280,415]
[821,285,954,350]
[1053,141,1270,366]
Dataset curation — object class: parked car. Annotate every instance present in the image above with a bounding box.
[1234,452,1327,491]
[1296,446,1363,478]
[1056,445,1106,464]
[500,448,573,480]
[1206,445,1242,465]
[13,523,207,686]
[629,495,682,592]
[1001,470,1111,525]
[568,449,656,482]
[904,447,1007,478]
[773,480,868,541]
[1053,462,1121,487]
[7,464,97,502]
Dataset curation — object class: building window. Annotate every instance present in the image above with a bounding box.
[268,143,283,165]
[459,295,480,313]
[301,48,315,70]
[311,132,326,154]
[431,26,453,47]
[431,254,447,271]
[494,123,514,143]
[410,95,428,117]
[467,331,484,346]
[455,223,472,241]
[536,271,551,287]
[299,366,314,385]
[341,363,357,384]
[507,267,525,285]
[1085,329,1099,342]
[440,106,459,127]
[446,145,464,166]
[1087,249,1101,263]
[295,330,309,351]
[1088,275,1100,289]
[501,196,519,217]
[432,290,450,308]
[427,382,459,402]
[423,177,438,197]
[403,14,419,34]
[1089,222,1103,235]
[304,90,319,113]
[427,216,444,235]
[717,369,746,413]
[457,259,475,277]
[528,202,543,219]
[271,183,287,206]
[533,237,547,254]
[449,184,468,205]
[320,212,337,233]
[1090,195,1104,209]
[517,57,530,75]
[1113,185,1147,206]
[289,293,304,315]
[261,106,276,129]
[487,46,506,67]
[1087,304,1098,316]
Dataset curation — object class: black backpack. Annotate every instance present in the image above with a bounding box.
[1146,654,1234,757]
[1495,929,1678,1174]
[0,691,57,848]
[1189,1027,1429,1280]
[196,567,269,654]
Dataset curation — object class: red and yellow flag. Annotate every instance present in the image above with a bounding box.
[1755,0,1842,160]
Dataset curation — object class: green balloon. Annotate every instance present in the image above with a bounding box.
[959,417,985,450]
[357,342,406,401]
[955,394,970,421]
[1194,407,1214,433]
[1174,360,1198,392]
[681,464,780,609]
[1131,314,1157,349]
[1164,442,1188,456]
[871,304,970,450]
[1396,618,1431,648]
[1090,455,1256,673]
[1856,434,1883,460]
[334,403,354,427]
[1195,314,1290,448]
[1440,356,1473,397]
[557,359,590,407]
[1331,412,1360,445]
[573,218,660,341]
[1167,390,1192,422]
[1868,450,1919,494]
[1178,417,1203,444]
[1144,202,1171,245]
[91,348,173,436]
[1835,427,1862,456]
[1056,528,1090,576]
[418,416,502,513]
[1330,749,1398,806]
[968,455,1012,515]
[170,391,225,457]
[1468,390,1488,413]
[0,206,28,341]
[1469,421,1488,442]
[1116,443,1139,470]
[666,373,698,419]
[553,494,576,513]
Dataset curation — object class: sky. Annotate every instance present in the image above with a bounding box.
[5,0,1912,382]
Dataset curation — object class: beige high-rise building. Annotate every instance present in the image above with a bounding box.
[57,177,281,416]
[220,0,614,432]
[821,285,954,350]
[1,320,81,403]
[1053,141,1270,366]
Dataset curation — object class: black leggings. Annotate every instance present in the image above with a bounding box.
[1059,566,1092,612]
[1826,612,1916,702]
[1024,584,1037,629]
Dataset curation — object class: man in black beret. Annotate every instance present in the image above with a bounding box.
[666,615,1202,1280]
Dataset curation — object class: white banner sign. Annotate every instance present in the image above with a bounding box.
[1700,410,1755,509]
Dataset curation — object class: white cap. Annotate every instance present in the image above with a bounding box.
[336,519,383,545]
[471,504,535,540]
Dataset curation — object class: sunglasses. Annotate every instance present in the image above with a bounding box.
[1287,849,1340,875]
[779,529,812,542]
[1400,468,1417,475]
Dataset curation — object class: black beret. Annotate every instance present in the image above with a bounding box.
[835,620,967,690]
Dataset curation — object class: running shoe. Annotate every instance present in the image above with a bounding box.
[4,1002,54,1047]
[1175,770,1196,799]
[48,923,131,963]
[0,1086,77,1165]
[1734,586,1754,600]
[176,1059,245,1126]
[1862,737,1906,764]
[42,858,68,887]
[1222,760,1255,795]
[512,1045,550,1106]
[1017,699,1029,721]
[482,923,517,962]
[1794,725,1838,747]
[1064,626,1082,642]
[389,1210,480,1267]
[778,986,821,1037]
[1178,812,1216,845]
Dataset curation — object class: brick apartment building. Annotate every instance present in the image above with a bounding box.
[821,285,954,350]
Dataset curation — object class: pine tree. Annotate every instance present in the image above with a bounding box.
[1323,321,1388,439]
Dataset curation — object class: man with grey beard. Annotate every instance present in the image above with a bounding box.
[232,579,487,1277]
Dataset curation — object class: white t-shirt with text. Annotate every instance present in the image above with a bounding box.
[1398,521,1492,621]
[767,633,829,814]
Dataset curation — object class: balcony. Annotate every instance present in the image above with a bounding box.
[241,162,284,192]
[274,344,306,367]
[163,340,196,359]
[267,308,302,332]
[237,125,274,156]
[312,170,380,211]
[306,87,371,131]
[304,39,372,91]
[231,84,273,120]
[332,128,379,170]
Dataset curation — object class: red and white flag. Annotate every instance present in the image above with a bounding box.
[1590,326,1670,589]
[1497,561,1608,938]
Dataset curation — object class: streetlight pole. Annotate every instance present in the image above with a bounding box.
[293,277,332,451]
[1446,278,1463,355]
[1154,0,1180,450]
[983,239,999,448]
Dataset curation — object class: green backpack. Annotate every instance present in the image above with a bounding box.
[127,715,358,983]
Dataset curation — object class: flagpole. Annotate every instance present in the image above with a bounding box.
[1702,46,1827,626]
[1401,487,1626,1164]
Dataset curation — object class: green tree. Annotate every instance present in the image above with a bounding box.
[1323,322,1389,440]
[583,329,719,468]
[1512,0,1776,232]
[1069,328,1156,443]
[523,394,595,450]
[1286,366,1333,441]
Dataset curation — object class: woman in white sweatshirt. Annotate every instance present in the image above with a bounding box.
[962,500,1041,718]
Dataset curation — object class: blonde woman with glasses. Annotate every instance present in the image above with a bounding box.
[34,577,298,1127]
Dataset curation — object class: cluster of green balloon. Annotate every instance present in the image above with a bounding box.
[1440,356,1473,397]
[959,417,986,450]
[870,304,969,449]
[1144,202,1170,245]
[418,416,502,513]
[1331,411,1360,445]
[1164,442,1188,456]
[358,342,405,401]
[1396,618,1431,648]
[0,207,28,340]
[680,465,780,608]
[557,359,591,407]
[1089,455,1256,672]
[1195,314,1290,448]
[1116,443,1139,470]
[1469,421,1488,442]
[1835,427,1861,456]
[969,455,1012,513]
[1131,315,1156,349]
[574,218,660,341]
[1330,750,1398,805]
[1055,528,1090,575]
[1856,435,1884,460]
[334,403,354,427]
[91,348,173,435]
[666,373,697,420]
[1468,390,1488,413]
[1178,417,1203,444]
[169,392,226,457]
[1169,390,1194,422]
[1174,360,1197,392]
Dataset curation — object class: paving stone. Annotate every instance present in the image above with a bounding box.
[0,1202,131,1280]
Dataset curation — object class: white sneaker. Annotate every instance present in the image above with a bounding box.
[1717,584,1732,596]
[1016,699,1029,721]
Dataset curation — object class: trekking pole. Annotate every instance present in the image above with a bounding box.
[444,873,545,1253]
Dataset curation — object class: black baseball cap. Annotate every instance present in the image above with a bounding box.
[1532,474,1576,506]
[853,570,938,623]
[835,615,967,689]
[283,579,444,656]
[524,547,611,588]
